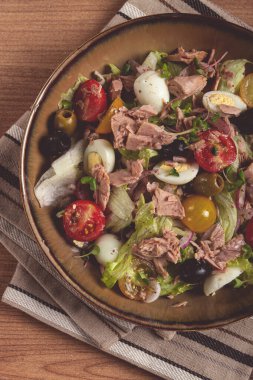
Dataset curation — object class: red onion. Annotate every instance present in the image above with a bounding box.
[235,184,246,209]
[180,231,193,249]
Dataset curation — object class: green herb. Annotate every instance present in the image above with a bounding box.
[225,169,245,192]
[80,176,97,191]
[170,99,182,111]
[121,62,132,75]
[210,112,221,123]
[192,116,210,131]
[148,115,161,125]
[119,148,158,169]
[188,131,199,143]
[168,168,180,177]
[211,145,219,156]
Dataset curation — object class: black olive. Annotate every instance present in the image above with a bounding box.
[179,259,212,284]
[160,139,193,160]
[40,130,71,158]
[231,109,253,135]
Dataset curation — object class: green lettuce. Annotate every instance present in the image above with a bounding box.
[214,191,237,242]
[102,197,174,288]
[106,187,134,233]
[107,63,121,75]
[218,59,249,93]
[58,74,87,109]
[157,275,193,296]
[119,148,158,169]
[228,245,253,288]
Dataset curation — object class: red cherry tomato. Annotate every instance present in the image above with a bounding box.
[245,217,253,248]
[73,79,107,122]
[194,130,237,172]
[63,200,105,242]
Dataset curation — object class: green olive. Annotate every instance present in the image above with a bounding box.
[54,109,77,136]
[192,172,224,197]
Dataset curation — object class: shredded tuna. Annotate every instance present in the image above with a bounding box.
[132,229,180,264]
[214,235,245,269]
[236,135,252,164]
[110,79,123,101]
[218,104,241,116]
[128,170,151,201]
[238,201,253,225]
[197,233,244,270]
[207,223,225,251]
[111,105,158,149]
[168,75,207,98]
[153,257,169,278]
[91,164,110,211]
[109,159,143,187]
[209,116,235,136]
[167,47,208,64]
[111,107,137,148]
[147,182,185,219]
[244,163,253,185]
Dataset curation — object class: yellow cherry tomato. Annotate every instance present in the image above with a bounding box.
[182,195,217,233]
[240,73,253,108]
[96,97,124,134]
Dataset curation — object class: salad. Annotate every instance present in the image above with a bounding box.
[35,47,253,303]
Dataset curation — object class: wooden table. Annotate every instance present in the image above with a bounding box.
[0,1,252,379]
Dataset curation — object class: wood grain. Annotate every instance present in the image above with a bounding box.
[0,1,252,379]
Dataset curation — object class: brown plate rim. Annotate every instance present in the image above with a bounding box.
[21,13,253,330]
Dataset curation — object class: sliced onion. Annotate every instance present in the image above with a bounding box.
[144,280,161,303]
[179,231,194,249]
[235,184,246,209]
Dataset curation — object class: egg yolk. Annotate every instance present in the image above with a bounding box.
[161,163,189,173]
[209,94,235,107]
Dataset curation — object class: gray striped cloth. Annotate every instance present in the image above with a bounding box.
[1,1,253,379]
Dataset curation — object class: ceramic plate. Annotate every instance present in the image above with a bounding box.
[21,14,253,330]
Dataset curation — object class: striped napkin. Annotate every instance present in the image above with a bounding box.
[1,1,253,379]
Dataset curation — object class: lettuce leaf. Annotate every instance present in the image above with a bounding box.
[228,257,253,288]
[58,74,87,109]
[102,197,174,288]
[119,148,158,169]
[214,191,237,242]
[157,275,193,296]
[218,59,249,93]
[107,63,121,75]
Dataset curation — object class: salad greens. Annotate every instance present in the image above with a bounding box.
[214,191,237,242]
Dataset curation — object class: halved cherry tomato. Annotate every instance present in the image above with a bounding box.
[95,97,124,134]
[182,195,217,233]
[240,73,253,108]
[245,217,253,248]
[194,130,237,172]
[118,259,156,301]
[73,79,107,122]
[63,200,105,242]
